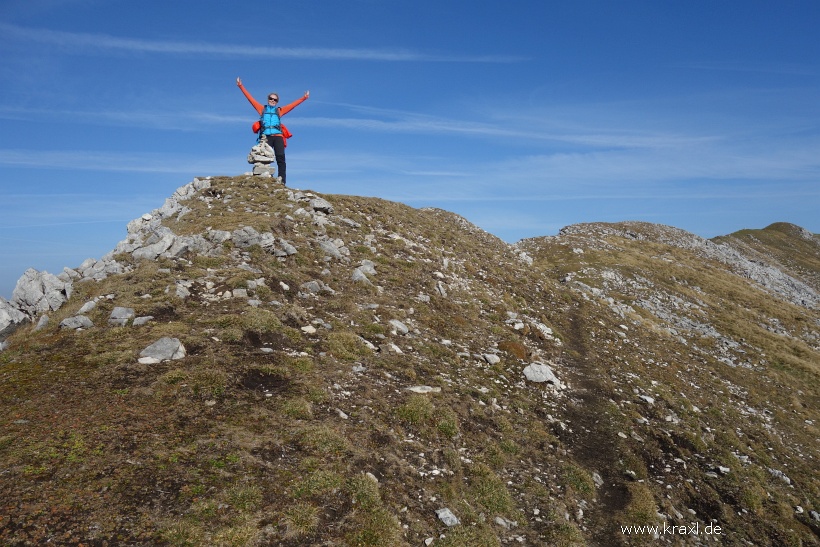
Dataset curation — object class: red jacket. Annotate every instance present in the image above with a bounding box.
[238,82,308,139]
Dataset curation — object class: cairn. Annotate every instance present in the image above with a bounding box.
[247,134,277,178]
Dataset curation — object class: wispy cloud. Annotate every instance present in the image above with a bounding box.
[0,101,721,149]
[292,107,721,149]
[677,61,816,77]
[0,219,127,230]
[0,148,240,173]
[0,105,247,131]
[297,132,820,202]
[0,23,525,63]
[1,192,168,225]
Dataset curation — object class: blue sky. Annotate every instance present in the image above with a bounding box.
[2,0,820,298]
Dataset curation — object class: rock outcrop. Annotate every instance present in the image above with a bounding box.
[554,221,820,309]
[11,268,72,316]
[0,297,28,338]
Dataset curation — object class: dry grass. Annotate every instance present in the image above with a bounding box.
[1,180,818,545]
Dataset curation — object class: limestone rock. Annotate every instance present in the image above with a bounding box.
[495,516,518,529]
[277,239,298,256]
[139,337,186,364]
[247,141,275,164]
[1,297,28,338]
[11,268,72,316]
[353,259,377,283]
[768,467,792,485]
[406,386,441,394]
[310,197,334,215]
[232,226,279,253]
[483,353,501,365]
[358,260,377,275]
[33,314,50,332]
[109,307,135,326]
[389,319,410,335]
[435,508,460,527]
[132,229,176,261]
[75,257,125,281]
[318,240,344,260]
[351,268,373,285]
[300,280,335,295]
[252,164,276,177]
[523,362,562,388]
[59,316,94,330]
[207,229,232,244]
[165,234,213,258]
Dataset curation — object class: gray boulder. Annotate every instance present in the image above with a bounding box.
[109,307,135,326]
[310,197,334,215]
[133,316,154,326]
[351,268,373,285]
[78,300,97,314]
[11,268,72,316]
[112,233,145,255]
[33,315,50,332]
[59,316,94,330]
[483,353,501,365]
[352,259,377,283]
[232,226,262,247]
[277,239,298,256]
[207,229,232,244]
[132,228,176,261]
[523,362,563,388]
[1,297,28,338]
[358,260,377,276]
[232,226,277,251]
[435,508,460,527]
[139,337,186,364]
[61,266,81,280]
[300,280,335,295]
[389,319,410,335]
[151,179,209,222]
[75,256,125,281]
[318,240,344,260]
[252,164,276,177]
[165,235,197,258]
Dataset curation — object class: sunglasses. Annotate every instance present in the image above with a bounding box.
[268,97,279,102]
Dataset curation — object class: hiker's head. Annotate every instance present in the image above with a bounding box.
[268,94,279,104]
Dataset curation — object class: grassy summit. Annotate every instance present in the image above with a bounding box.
[1,176,818,545]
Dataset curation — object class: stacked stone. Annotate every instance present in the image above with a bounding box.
[247,135,277,178]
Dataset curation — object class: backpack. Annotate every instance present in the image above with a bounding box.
[252,114,292,147]
[253,120,292,137]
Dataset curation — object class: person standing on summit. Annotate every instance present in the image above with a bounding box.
[236,77,309,185]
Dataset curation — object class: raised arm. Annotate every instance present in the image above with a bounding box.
[278,91,310,116]
[236,77,264,114]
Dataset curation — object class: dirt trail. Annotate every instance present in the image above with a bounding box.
[557,301,631,545]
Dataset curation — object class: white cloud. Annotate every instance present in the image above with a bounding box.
[0,106,247,131]
[0,148,240,173]
[0,23,525,63]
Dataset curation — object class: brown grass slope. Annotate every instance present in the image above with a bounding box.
[715,222,820,294]
[0,178,818,546]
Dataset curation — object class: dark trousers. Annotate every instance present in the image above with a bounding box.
[269,135,286,184]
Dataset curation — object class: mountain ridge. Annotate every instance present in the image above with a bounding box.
[1,175,818,546]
